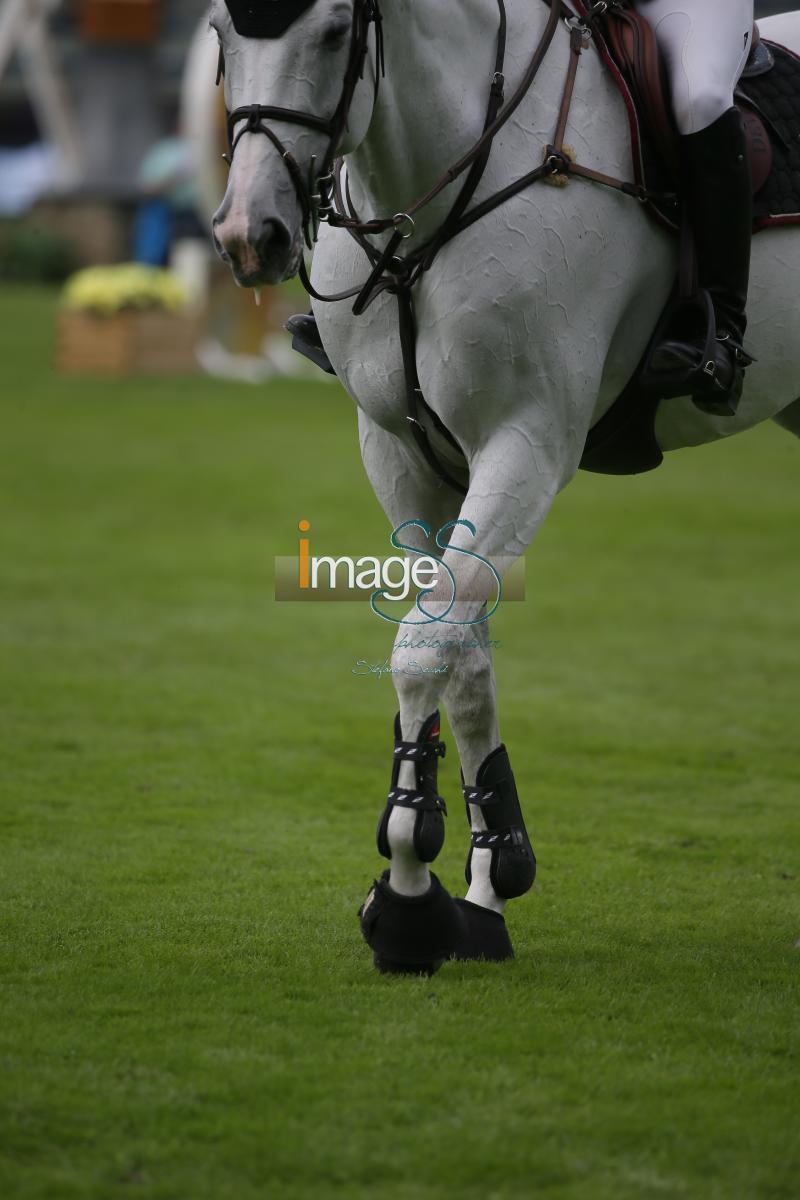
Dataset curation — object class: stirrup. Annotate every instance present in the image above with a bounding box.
[285,313,336,376]
[464,746,536,900]
[639,290,753,416]
[376,712,448,863]
[690,332,755,416]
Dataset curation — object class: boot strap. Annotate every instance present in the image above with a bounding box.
[386,787,447,815]
[462,783,501,807]
[471,826,527,850]
[717,331,756,368]
[393,739,446,762]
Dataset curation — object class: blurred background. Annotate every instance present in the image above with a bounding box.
[2,15,798,1189]
[0,0,791,379]
[0,0,310,378]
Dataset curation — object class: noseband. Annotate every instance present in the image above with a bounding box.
[219,0,384,248]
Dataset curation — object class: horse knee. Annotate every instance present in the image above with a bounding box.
[391,663,433,712]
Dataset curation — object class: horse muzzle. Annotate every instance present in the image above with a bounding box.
[212,211,299,287]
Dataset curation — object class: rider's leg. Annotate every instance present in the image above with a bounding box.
[639,0,753,137]
[636,0,755,415]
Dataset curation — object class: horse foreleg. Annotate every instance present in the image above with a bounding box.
[355,413,469,973]
[440,629,528,962]
[441,628,507,909]
[362,413,573,967]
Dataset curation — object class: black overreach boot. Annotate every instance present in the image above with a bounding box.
[649,108,754,417]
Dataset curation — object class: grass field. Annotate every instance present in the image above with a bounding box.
[1,286,798,1200]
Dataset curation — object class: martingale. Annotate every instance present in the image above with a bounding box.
[224,0,319,39]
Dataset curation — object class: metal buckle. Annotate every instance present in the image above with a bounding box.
[308,156,337,243]
[393,212,416,240]
[565,15,592,46]
[544,148,570,176]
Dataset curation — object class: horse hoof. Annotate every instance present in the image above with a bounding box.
[359,870,463,976]
[451,898,514,962]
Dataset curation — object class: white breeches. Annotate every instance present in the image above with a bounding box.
[633,0,755,134]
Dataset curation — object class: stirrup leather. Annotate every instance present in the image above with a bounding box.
[376,712,448,863]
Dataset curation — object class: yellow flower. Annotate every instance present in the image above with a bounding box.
[62,265,188,315]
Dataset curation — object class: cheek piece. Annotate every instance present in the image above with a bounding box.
[218,0,384,249]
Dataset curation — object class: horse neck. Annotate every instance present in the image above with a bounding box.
[346,0,555,238]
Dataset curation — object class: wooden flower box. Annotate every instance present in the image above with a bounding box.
[79,0,158,45]
[56,309,200,376]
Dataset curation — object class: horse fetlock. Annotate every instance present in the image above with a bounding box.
[376,711,448,864]
[464,745,536,900]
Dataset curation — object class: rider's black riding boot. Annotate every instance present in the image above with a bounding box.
[650,108,754,416]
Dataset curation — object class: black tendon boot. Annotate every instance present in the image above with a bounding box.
[649,108,754,416]
[360,712,461,975]
[375,712,448,864]
[464,746,536,901]
[451,745,535,964]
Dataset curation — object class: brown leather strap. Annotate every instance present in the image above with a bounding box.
[302,0,677,497]
[396,288,468,495]
[552,24,587,152]
[600,6,680,177]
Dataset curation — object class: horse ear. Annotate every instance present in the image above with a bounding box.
[216,46,225,87]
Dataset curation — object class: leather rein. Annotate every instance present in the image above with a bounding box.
[219,0,663,496]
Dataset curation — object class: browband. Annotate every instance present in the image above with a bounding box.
[224,0,319,39]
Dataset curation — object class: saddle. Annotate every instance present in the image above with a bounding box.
[594,3,776,220]
[578,0,800,477]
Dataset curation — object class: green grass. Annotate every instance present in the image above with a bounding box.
[1,286,798,1200]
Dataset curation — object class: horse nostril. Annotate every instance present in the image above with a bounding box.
[256,220,292,264]
[213,217,293,282]
[211,228,229,261]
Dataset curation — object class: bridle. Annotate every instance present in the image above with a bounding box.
[216,0,672,497]
[218,0,384,248]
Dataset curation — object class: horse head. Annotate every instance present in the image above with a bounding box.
[210,0,380,286]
